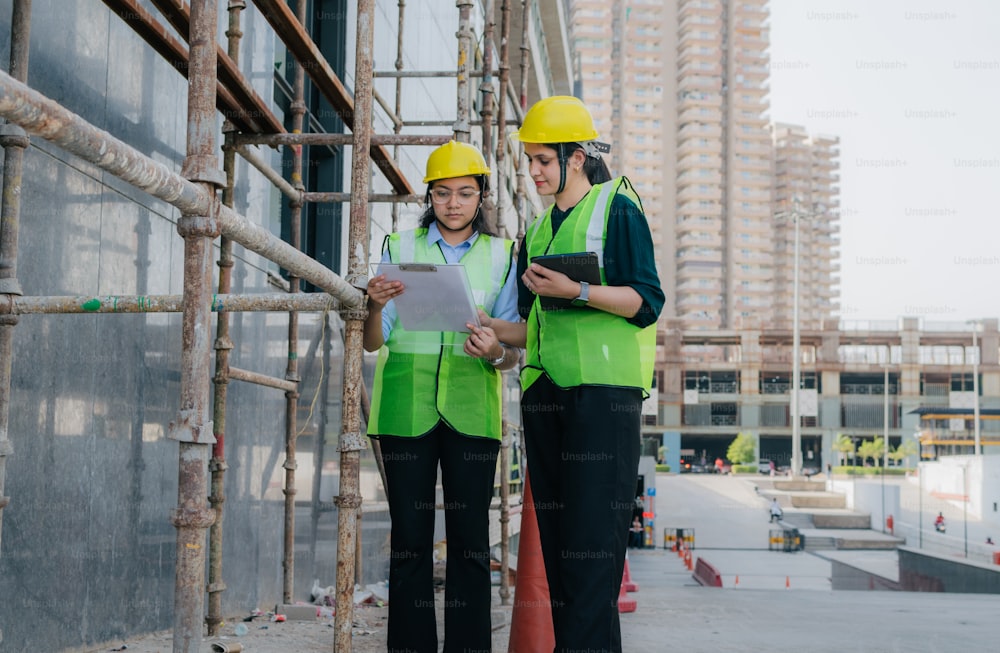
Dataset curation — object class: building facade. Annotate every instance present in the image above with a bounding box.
[652,318,1000,473]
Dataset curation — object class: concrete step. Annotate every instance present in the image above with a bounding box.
[773,480,828,492]
[803,536,837,551]
[813,513,871,529]
[792,494,848,509]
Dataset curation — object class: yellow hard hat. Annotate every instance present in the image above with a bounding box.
[516,95,599,144]
[423,140,490,183]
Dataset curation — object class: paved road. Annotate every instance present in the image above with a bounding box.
[620,473,1000,652]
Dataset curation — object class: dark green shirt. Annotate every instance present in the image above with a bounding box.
[517,193,664,328]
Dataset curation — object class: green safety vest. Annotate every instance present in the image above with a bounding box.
[521,177,656,393]
[368,229,513,440]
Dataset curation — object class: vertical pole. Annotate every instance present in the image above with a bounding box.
[972,324,980,455]
[882,363,888,532]
[391,0,406,232]
[918,468,923,548]
[963,464,968,558]
[206,1,246,634]
[480,0,495,159]
[791,212,801,477]
[333,0,376,649]
[282,0,309,606]
[455,0,473,142]
[515,0,530,240]
[171,2,224,651]
[0,0,32,552]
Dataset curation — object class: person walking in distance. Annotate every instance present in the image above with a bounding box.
[488,95,663,653]
[770,498,784,523]
[364,141,519,653]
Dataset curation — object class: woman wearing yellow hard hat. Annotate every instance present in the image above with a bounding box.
[363,140,519,652]
[493,95,663,652]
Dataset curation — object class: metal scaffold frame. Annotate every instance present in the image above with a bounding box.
[0,0,534,651]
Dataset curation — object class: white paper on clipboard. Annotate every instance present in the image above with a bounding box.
[377,263,481,332]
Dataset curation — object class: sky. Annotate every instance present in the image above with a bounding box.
[767,0,1000,325]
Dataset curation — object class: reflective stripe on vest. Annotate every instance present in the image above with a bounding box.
[521,177,656,393]
[368,229,513,439]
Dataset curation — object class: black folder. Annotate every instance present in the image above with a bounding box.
[530,252,601,310]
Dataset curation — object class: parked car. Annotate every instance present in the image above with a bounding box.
[758,459,775,475]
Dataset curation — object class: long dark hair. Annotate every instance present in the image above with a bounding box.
[552,142,612,185]
[418,174,496,236]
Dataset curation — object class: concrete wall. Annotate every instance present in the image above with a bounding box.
[899,547,1000,593]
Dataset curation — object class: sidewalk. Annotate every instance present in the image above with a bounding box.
[79,473,1000,652]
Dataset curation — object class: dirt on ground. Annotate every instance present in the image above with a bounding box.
[80,596,514,652]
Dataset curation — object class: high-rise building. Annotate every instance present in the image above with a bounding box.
[772,123,841,329]
[571,0,840,330]
[571,0,667,256]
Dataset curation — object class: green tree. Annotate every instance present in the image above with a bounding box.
[726,432,756,464]
[889,438,918,465]
[833,433,855,466]
[857,437,886,467]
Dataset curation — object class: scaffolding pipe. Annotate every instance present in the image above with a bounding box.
[455,0,474,142]
[333,0,376,648]
[0,0,31,551]
[374,69,458,78]
[391,0,406,232]
[206,1,246,634]
[516,0,531,239]
[302,191,423,204]
[3,292,338,315]
[234,144,302,202]
[0,70,364,308]
[495,0,513,603]
[170,3,222,651]
[235,133,452,147]
[228,365,298,393]
[281,0,309,606]
[372,87,403,131]
[480,0,495,167]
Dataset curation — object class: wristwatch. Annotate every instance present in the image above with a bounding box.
[571,281,590,307]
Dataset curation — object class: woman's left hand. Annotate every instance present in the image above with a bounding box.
[523,262,578,300]
[464,322,503,361]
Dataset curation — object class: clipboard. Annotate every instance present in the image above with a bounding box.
[377,262,480,332]
[530,251,601,310]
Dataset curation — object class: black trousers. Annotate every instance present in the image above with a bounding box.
[378,422,500,653]
[522,375,641,653]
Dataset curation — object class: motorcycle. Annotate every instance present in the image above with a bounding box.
[934,520,946,534]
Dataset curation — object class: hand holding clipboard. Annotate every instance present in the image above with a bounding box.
[526,252,601,310]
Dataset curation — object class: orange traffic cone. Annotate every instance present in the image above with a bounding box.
[623,553,638,592]
[508,473,555,653]
[617,568,637,613]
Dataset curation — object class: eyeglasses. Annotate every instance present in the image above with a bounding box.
[429,188,482,205]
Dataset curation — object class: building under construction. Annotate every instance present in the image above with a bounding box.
[0,1,575,650]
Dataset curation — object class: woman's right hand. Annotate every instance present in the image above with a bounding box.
[366,274,404,311]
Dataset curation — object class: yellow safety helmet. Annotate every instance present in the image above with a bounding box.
[516,95,599,144]
[423,140,491,183]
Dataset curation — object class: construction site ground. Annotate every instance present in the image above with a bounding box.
[79,473,1000,652]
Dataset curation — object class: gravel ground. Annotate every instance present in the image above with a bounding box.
[79,594,514,652]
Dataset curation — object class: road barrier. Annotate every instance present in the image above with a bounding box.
[663,527,696,551]
[768,528,804,552]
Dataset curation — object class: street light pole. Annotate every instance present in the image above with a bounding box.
[882,362,889,532]
[972,323,981,456]
[791,213,801,477]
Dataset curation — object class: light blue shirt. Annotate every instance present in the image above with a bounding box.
[380,222,519,341]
